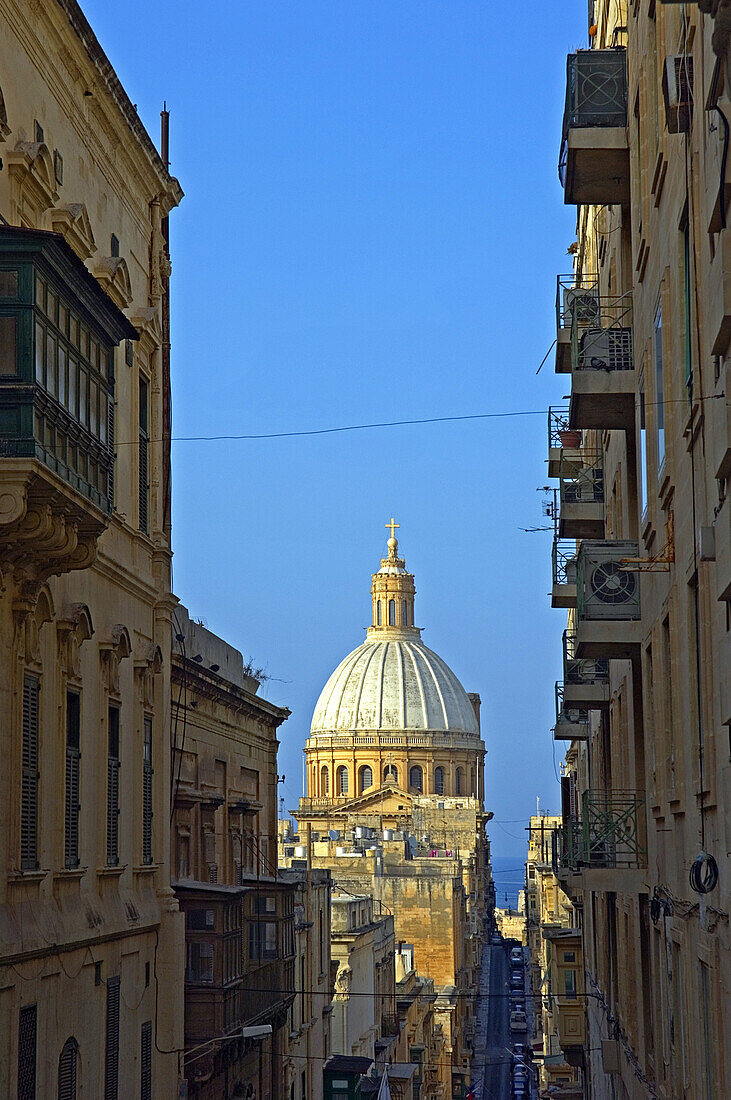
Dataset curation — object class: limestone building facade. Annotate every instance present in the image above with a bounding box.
[546,2,731,1097]
[295,529,490,1099]
[171,608,297,1099]
[0,3,183,1096]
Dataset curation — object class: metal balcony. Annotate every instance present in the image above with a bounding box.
[568,292,636,432]
[553,682,589,742]
[551,538,578,609]
[562,630,609,708]
[558,451,604,538]
[575,540,641,658]
[547,406,583,478]
[553,790,647,893]
[559,49,629,206]
[555,274,598,373]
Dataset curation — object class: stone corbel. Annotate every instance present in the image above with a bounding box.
[99,623,132,695]
[134,641,163,706]
[57,603,94,682]
[13,583,55,666]
[129,306,162,356]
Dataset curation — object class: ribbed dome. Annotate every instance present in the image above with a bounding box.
[311,637,479,736]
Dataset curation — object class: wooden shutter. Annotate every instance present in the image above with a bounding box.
[57,1038,77,1100]
[142,717,153,865]
[107,708,120,866]
[138,432,148,533]
[21,677,40,870]
[106,387,115,509]
[17,1004,37,1100]
[104,976,120,1100]
[64,693,81,869]
[140,1021,152,1100]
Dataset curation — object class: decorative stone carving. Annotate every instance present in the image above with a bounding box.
[7,141,59,220]
[57,603,94,682]
[334,965,352,999]
[94,256,133,310]
[129,307,162,355]
[100,623,132,695]
[49,203,97,261]
[134,641,163,706]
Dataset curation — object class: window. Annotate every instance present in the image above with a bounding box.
[110,234,119,258]
[654,302,665,471]
[21,676,40,870]
[564,970,577,999]
[186,941,214,982]
[65,692,81,868]
[402,599,408,626]
[455,767,463,795]
[140,1022,152,1100]
[0,314,17,375]
[249,921,277,960]
[384,764,398,784]
[683,223,692,391]
[336,766,348,795]
[359,765,373,793]
[107,707,120,866]
[104,977,120,1100]
[388,599,395,626]
[142,717,153,864]
[409,765,423,793]
[58,1037,78,1100]
[18,1004,37,1100]
[434,766,445,794]
[321,765,329,795]
[700,963,715,1100]
[376,600,381,626]
[187,909,215,930]
[138,376,149,533]
[639,390,648,517]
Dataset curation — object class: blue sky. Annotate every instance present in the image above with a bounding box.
[83,0,587,861]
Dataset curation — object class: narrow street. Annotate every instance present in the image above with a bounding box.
[471,941,511,1100]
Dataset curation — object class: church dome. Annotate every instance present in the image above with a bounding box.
[310,636,480,735]
[310,523,480,737]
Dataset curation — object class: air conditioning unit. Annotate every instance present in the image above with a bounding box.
[564,465,604,503]
[577,541,641,620]
[565,658,609,684]
[663,56,693,134]
[563,287,600,327]
[577,326,633,371]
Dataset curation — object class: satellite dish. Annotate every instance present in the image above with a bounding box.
[328,829,339,841]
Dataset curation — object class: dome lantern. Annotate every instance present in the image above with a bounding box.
[369,519,418,638]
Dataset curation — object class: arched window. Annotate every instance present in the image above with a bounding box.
[434,766,445,794]
[359,765,373,794]
[58,1037,78,1100]
[402,600,408,626]
[388,599,396,626]
[321,765,329,795]
[470,767,476,795]
[383,764,398,784]
[409,765,423,793]
[455,767,463,795]
[377,601,382,626]
[337,766,349,795]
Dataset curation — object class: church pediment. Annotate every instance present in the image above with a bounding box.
[304,783,413,818]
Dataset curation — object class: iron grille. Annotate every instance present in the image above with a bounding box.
[552,538,578,587]
[18,1004,37,1100]
[559,49,628,184]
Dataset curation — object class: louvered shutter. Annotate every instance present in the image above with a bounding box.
[138,431,148,533]
[142,717,153,864]
[57,1038,77,1100]
[17,1004,37,1100]
[21,677,40,870]
[140,1021,152,1100]
[104,977,120,1100]
[106,388,115,509]
[107,708,120,866]
[65,693,81,869]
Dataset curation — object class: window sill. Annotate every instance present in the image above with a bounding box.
[133,863,161,875]
[53,866,87,880]
[8,868,48,884]
[97,864,126,876]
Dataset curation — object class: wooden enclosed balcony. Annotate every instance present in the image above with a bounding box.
[559,50,629,207]
[0,227,137,581]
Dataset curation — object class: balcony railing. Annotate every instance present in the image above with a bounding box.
[555,274,598,373]
[548,406,583,478]
[558,451,604,539]
[554,790,646,876]
[551,537,578,609]
[570,292,633,370]
[559,49,629,206]
[562,630,609,709]
[553,682,589,741]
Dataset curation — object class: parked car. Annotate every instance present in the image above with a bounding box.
[511,1001,525,1014]
[510,947,523,962]
[491,932,501,945]
[510,958,523,971]
[510,1010,528,1032]
[512,1043,527,1061]
[510,973,523,986]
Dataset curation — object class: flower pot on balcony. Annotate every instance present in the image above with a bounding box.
[560,430,582,448]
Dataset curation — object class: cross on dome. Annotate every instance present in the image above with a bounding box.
[385,517,400,540]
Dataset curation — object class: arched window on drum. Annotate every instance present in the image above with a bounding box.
[376,600,382,626]
[402,600,408,626]
[359,765,373,794]
[455,767,464,795]
[337,766,349,795]
[321,765,329,796]
[409,765,423,793]
[434,766,445,794]
[388,599,396,626]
